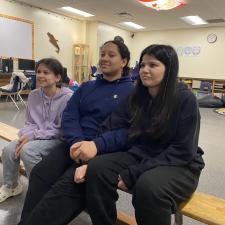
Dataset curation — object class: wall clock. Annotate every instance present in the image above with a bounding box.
[207,33,217,43]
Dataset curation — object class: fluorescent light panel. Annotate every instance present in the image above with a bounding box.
[181,16,208,25]
[122,22,145,30]
[61,6,94,17]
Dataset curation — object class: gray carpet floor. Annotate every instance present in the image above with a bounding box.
[0,99,225,225]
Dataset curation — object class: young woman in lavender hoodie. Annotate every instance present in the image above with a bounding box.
[0,58,73,203]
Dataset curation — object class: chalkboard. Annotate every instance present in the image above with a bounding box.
[0,14,34,59]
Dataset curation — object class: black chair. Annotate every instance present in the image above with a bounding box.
[0,76,26,110]
[198,81,212,94]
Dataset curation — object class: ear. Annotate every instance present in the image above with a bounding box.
[56,74,61,82]
[122,58,128,68]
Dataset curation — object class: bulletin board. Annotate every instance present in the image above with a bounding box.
[0,14,34,59]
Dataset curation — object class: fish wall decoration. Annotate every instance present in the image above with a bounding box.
[47,32,60,53]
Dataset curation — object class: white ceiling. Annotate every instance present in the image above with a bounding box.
[14,0,225,32]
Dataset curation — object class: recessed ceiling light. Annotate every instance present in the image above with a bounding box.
[121,22,145,30]
[181,16,208,25]
[61,6,94,17]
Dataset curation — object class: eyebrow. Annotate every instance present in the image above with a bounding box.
[101,50,117,53]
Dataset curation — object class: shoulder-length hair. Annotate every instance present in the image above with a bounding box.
[129,44,179,142]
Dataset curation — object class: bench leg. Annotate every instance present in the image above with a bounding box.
[174,212,183,225]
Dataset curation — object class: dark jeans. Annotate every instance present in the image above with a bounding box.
[19,152,202,225]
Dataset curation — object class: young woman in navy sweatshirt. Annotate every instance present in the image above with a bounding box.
[77,44,205,225]
[18,40,134,225]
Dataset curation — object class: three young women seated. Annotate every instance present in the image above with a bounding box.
[18,44,204,225]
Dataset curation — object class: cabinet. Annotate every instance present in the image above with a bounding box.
[213,80,225,93]
[73,44,89,83]
[179,77,225,95]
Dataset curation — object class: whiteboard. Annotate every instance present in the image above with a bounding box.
[0,14,34,59]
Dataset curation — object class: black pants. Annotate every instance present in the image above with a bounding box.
[18,146,74,225]
[86,152,202,225]
[19,152,202,225]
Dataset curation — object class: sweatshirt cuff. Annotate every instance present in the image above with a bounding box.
[18,131,35,141]
[71,138,85,147]
[93,137,106,154]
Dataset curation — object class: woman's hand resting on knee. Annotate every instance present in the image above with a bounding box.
[74,165,88,183]
[15,135,29,159]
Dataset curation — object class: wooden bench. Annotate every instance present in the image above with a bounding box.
[1,122,225,225]
[116,190,225,225]
[0,121,19,142]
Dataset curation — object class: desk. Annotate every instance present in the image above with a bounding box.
[0,73,12,86]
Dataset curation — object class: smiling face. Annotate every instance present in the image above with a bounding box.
[99,42,127,81]
[139,54,166,97]
[36,63,61,89]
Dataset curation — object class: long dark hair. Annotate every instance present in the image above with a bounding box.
[101,40,130,76]
[36,58,63,87]
[129,44,179,142]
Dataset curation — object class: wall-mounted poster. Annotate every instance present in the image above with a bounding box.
[192,46,201,55]
[176,45,201,57]
[184,46,192,56]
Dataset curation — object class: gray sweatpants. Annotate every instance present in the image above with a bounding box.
[1,139,65,187]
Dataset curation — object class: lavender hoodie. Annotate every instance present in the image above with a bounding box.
[18,87,73,140]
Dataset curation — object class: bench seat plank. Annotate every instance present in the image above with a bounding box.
[117,211,137,225]
[117,192,225,225]
[179,192,225,225]
[0,121,18,141]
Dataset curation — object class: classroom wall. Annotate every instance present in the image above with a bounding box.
[130,27,225,79]
[1,0,225,80]
[0,0,86,77]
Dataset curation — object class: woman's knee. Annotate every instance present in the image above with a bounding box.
[132,172,167,209]
[20,146,38,172]
[20,143,35,160]
[29,155,66,187]
[87,156,108,177]
[29,158,46,178]
[86,155,118,185]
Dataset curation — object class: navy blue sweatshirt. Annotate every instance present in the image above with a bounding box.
[96,82,205,189]
[61,75,134,147]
